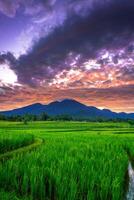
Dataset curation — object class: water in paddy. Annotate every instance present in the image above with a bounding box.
[126,162,134,200]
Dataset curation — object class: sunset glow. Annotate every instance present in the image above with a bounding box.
[0,0,134,113]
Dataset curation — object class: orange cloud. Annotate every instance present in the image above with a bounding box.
[1,84,134,113]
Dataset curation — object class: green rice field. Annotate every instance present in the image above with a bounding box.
[0,121,134,200]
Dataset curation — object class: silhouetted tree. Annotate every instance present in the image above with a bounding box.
[40,112,49,121]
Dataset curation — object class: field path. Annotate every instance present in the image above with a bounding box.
[0,138,43,162]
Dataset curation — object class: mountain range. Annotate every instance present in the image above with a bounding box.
[1,99,134,120]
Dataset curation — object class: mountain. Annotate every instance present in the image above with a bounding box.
[1,99,134,120]
[1,103,46,116]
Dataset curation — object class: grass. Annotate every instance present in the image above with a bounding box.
[0,133,35,154]
[0,138,42,162]
[0,189,30,200]
[0,121,134,200]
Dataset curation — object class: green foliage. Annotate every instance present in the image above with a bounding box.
[54,114,73,121]
[0,189,30,200]
[1,113,134,123]
[40,112,49,121]
[0,121,134,199]
[128,120,134,126]
[0,133,34,154]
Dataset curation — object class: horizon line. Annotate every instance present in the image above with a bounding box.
[0,98,132,114]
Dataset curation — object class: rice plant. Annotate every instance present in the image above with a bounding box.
[0,121,134,200]
[0,132,34,154]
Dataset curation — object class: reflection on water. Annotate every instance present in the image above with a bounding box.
[126,162,134,200]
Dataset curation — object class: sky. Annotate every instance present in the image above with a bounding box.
[0,0,134,112]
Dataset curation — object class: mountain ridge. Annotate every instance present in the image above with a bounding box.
[1,99,134,120]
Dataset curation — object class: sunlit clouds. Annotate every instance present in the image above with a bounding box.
[1,85,134,113]
[1,0,134,112]
[0,64,17,85]
[49,49,134,89]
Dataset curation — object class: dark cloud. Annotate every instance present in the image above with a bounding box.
[18,0,134,85]
[1,0,134,86]
[0,52,16,66]
[1,0,134,112]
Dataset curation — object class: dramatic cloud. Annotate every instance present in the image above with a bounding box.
[1,0,134,112]
[1,84,134,113]
[2,0,134,86]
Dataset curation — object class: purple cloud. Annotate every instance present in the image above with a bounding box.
[1,0,134,88]
[0,0,21,17]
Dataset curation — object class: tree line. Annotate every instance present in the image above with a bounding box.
[0,113,73,123]
[0,113,134,125]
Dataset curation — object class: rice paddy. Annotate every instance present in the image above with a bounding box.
[0,133,34,154]
[0,121,134,200]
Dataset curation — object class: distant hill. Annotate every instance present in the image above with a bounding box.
[1,99,134,120]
